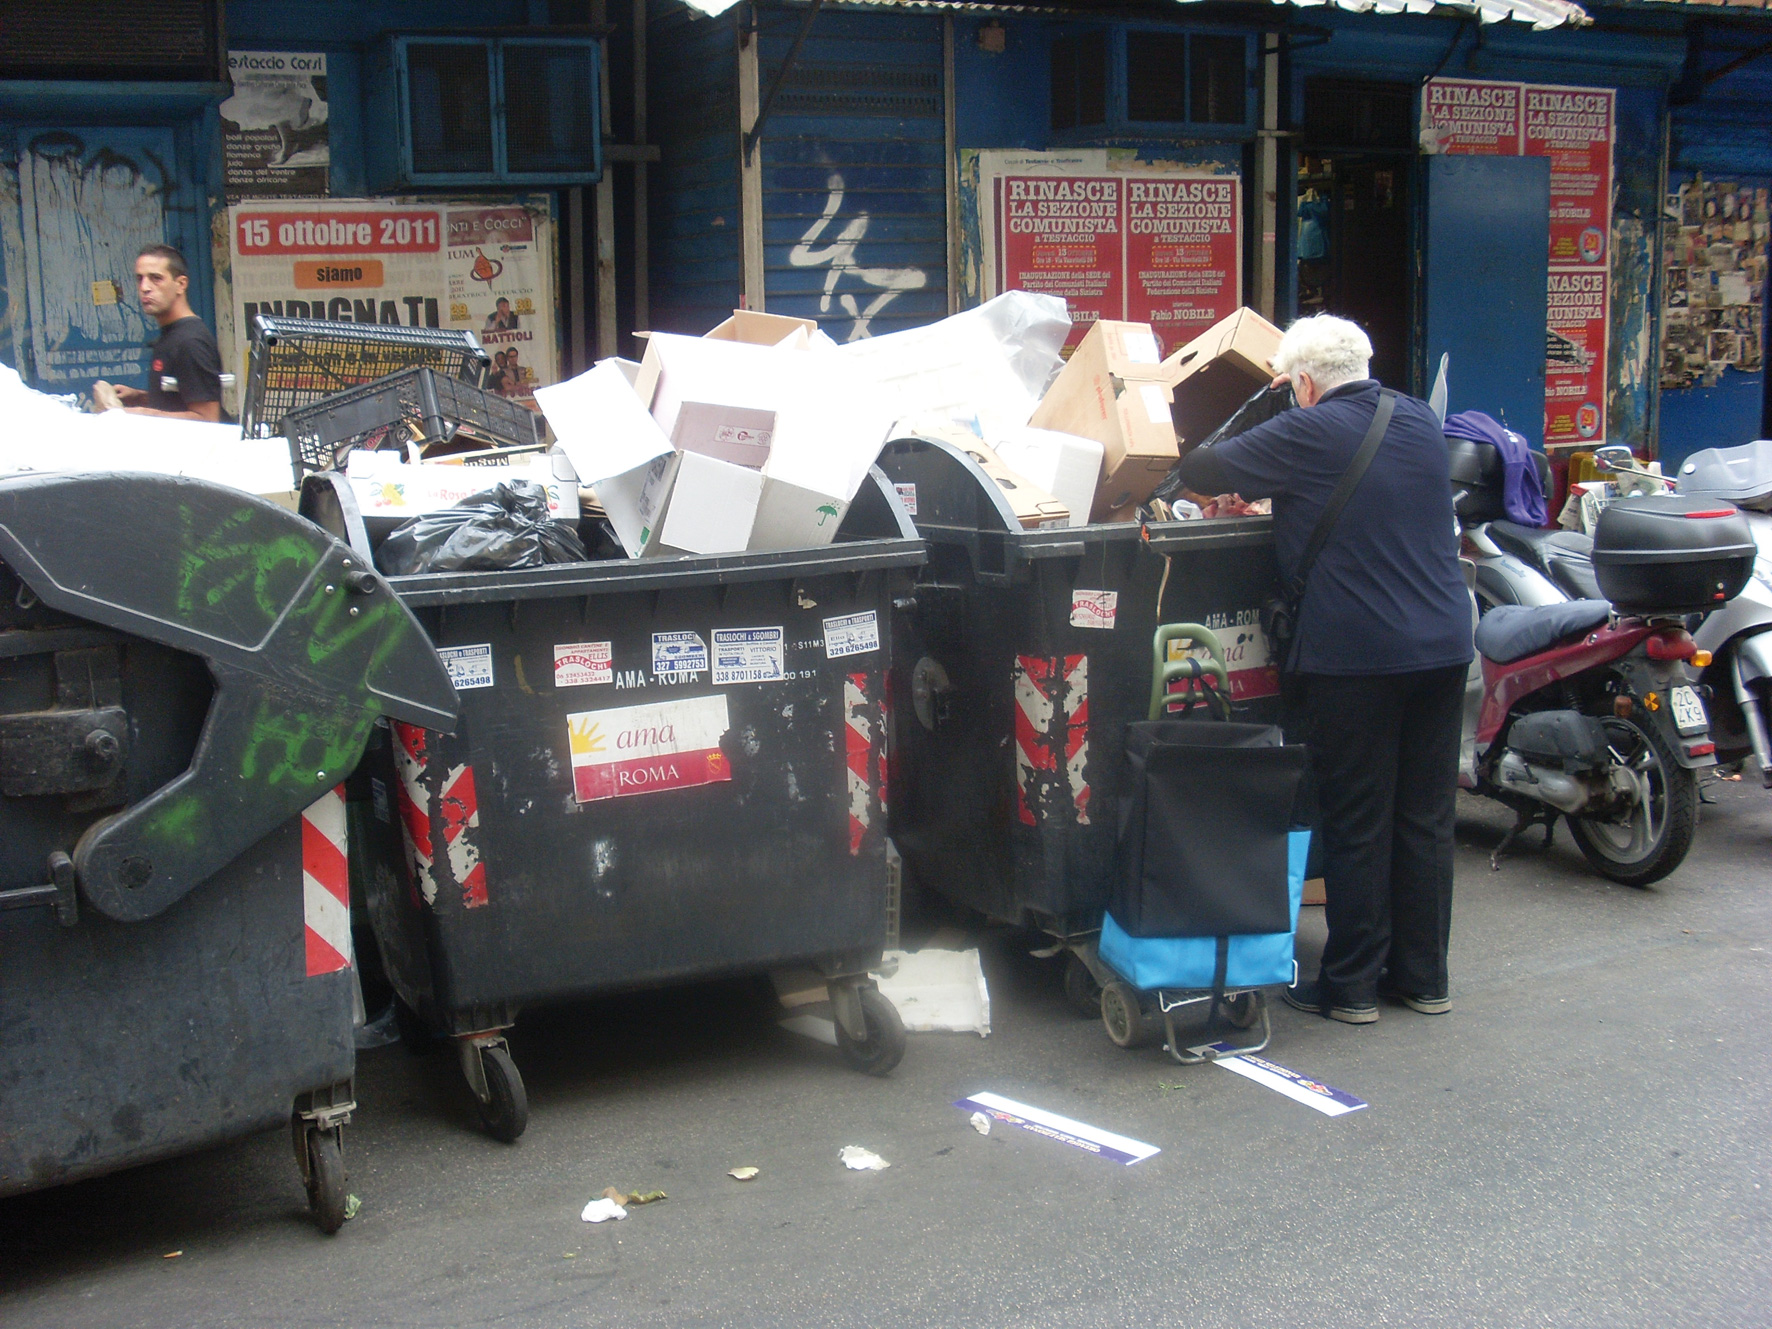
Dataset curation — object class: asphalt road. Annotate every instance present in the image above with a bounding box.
[3,782,1768,1328]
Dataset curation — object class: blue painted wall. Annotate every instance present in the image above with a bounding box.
[647,3,741,335]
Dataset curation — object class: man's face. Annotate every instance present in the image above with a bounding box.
[135,256,186,318]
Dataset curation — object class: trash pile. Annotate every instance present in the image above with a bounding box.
[532,295,1289,556]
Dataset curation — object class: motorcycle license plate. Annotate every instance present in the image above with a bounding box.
[1670,686,1707,735]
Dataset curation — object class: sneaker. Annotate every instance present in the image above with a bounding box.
[1282,980,1378,1025]
[1379,987,1451,1015]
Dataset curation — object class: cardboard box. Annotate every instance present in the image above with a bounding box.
[344,450,580,521]
[961,441,1070,530]
[535,358,674,485]
[992,426,1104,530]
[1028,319,1178,521]
[1160,308,1283,449]
[704,310,818,346]
[636,333,787,469]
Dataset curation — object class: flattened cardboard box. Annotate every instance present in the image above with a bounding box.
[1028,319,1178,521]
[1161,307,1283,450]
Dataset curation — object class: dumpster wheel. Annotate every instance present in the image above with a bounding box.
[1063,955,1104,1020]
[1101,981,1154,1049]
[303,1128,348,1235]
[475,1044,529,1143]
[834,987,907,1077]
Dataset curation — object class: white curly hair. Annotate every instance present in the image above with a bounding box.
[1272,314,1373,393]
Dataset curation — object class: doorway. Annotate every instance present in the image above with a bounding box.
[1296,79,1417,391]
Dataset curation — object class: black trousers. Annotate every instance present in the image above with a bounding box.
[1287,664,1466,1005]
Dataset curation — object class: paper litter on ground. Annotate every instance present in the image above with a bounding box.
[954,1092,1160,1165]
[969,1111,991,1136]
[874,948,990,1036]
[728,1166,759,1181]
[839,1146,890,1171]
[1203,1048,1368,1117]
[580,1196,627,1222]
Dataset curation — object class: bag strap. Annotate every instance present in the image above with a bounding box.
[1283,388,1397,603]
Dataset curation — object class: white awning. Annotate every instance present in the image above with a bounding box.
[1173,0,1589,30]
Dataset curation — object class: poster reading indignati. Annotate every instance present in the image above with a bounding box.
[1660,177,1768,390]
[227,198,558,407]
[220,52,330,198]
[978,150,1242,357]
[1424,78,1616,446]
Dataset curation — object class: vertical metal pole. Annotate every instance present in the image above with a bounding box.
[592,0,618,359]
[633,0,651,333]
[1255,32,1280,321]
[944,15,959,316]
[738,7,766,310]
[567,186,586,374]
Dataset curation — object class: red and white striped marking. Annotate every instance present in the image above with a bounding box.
[844,672,874,856]
[391,722,489,909]
[302,786,352,977]
[1013,655,1091,828]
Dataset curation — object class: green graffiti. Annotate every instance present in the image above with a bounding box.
[173,502,320,626]
[142,790,210,854]
[289,577,413,681]
[238,694,377,789]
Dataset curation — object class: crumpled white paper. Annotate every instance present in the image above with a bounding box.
[970,1112,991,1136]
[580,1197,627,1223]
[839,1145,890,1171]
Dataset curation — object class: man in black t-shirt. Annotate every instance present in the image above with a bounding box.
[110,244,223,422]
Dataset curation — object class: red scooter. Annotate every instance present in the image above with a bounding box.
[1463,593,1721,885]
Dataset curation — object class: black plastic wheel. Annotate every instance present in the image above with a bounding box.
[305,1128,348,1235]
[1062,955,1103,1019]
[1221,991,1262,1030]
[476,1044,529,1142]
[835,986,907,1076]
[1101,981,1152,1049]
[393,995,441,1056]
[1567,713,1698,888]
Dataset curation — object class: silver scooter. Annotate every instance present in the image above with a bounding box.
[1677,440,1772,787]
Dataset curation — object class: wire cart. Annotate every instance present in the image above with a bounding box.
[240,316,489,439]
[282,366,548,474]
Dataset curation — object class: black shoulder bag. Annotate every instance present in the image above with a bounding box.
[1259,389,1397,673]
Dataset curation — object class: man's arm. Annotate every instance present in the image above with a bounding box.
[125,401,223,422]
[1174,381,1301,501]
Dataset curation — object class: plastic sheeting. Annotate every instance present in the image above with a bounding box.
[1171,0,1589,30]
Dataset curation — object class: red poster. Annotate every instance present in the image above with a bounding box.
[1544,267,1609,445]
[1523,85,1615,268]
[1123,176,1241,357]
[997,175,1124,353]
[1422,79,1524,156]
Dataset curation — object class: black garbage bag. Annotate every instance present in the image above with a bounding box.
[1149,382,1296,507]
[378,479,587,575]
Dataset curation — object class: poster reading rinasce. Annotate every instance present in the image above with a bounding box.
[227,198,558,405]
[979,150,1242,358]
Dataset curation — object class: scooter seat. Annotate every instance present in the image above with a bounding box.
[1488,520,1594,562]
[1489,522,1602,600]
[1475,600,1613,664]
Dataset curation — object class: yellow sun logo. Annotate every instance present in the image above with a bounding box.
[568,717,607,757]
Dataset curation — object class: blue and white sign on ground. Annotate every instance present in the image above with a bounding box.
[954,1092,1160,1165]
[1204,1047,1368,1117]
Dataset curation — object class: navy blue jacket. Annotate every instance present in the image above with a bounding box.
[1175,380,1473,676]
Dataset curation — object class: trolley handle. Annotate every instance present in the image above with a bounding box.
[1148,623,1231,722]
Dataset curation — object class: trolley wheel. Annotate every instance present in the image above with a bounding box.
[1101,981,1152,1049]
[304,1128,348,1235]
[1222,992,1263,1030]
[476,1044,529,1143]
[393,996,441,1056]
[836,987,907,1077]
[1062,955,1104,1019]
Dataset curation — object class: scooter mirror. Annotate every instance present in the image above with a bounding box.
[1593,444,1635,473]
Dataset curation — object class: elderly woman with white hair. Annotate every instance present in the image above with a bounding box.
[1174,313,1473,1026]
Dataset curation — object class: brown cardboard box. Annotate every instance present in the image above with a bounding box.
[1028,319,1178,521]
[961,441,1071,529]
[1160,308,1284,450]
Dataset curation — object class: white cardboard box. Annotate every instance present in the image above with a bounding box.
[993,426,1105,530]
[535,358,674,486]
[344,450,579,520]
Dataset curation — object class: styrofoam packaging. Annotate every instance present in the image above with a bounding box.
[993,426,1105,530]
